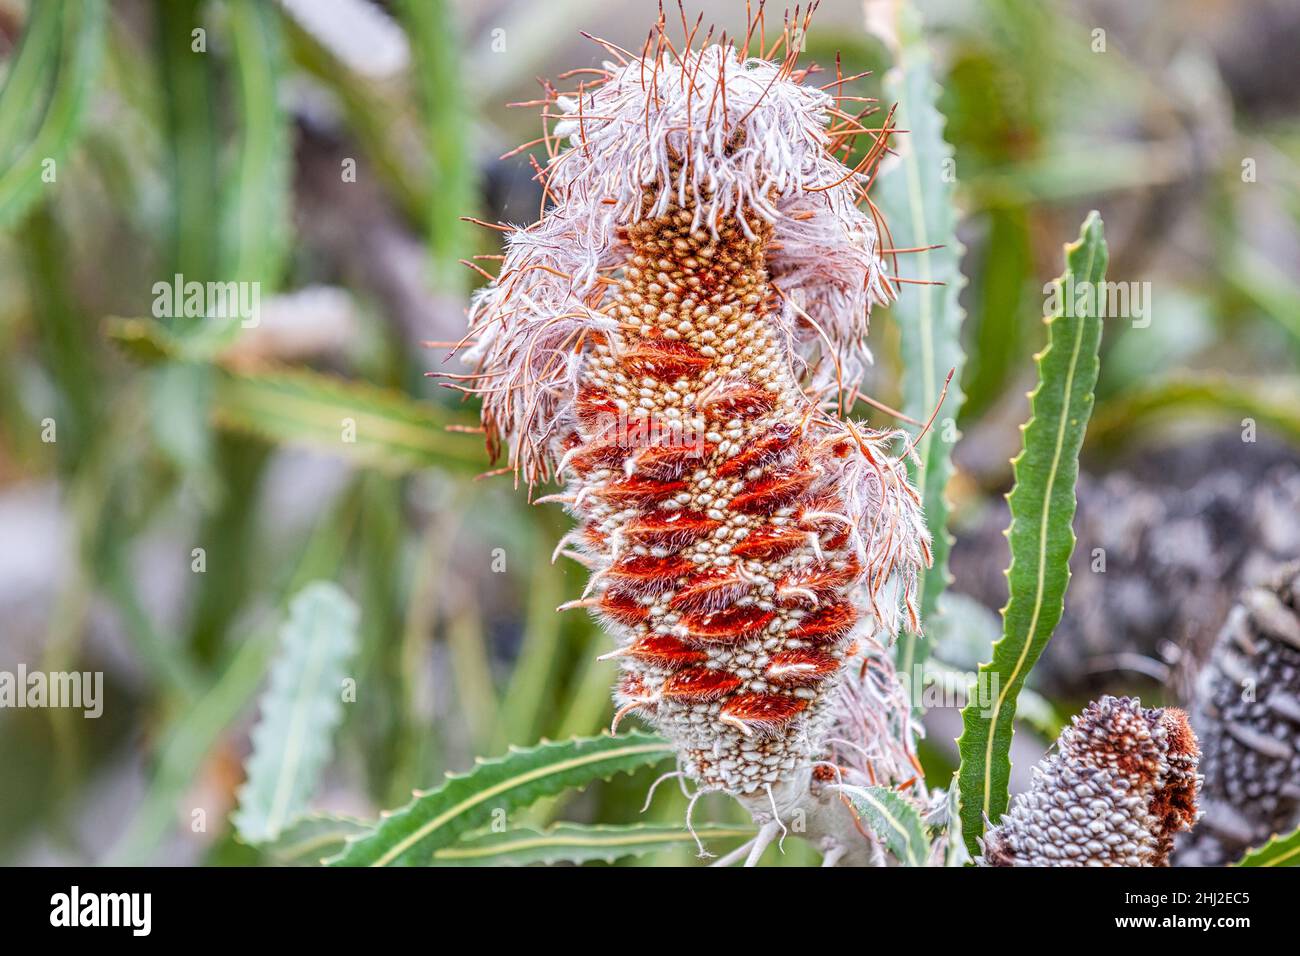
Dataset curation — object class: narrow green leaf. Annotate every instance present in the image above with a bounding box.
[109,634,276,864]
[0,1,61,157]
[872,2,967,678]
[0,0,106,226]
[398,0,477,291]
[432,822,754,867]
[839,785,930,867]
[223,0,291,286]
[492,533,564,751]
[212,369,483,475]
[260,812,371,866]
[1235,828,1300,867]
[157,0,219,286]
[103,316,485,474]
[328,732,673,866]
[956,212,1109,856]
[24,201,100,465]
[233,582,360,845]
[964,208,1031,421]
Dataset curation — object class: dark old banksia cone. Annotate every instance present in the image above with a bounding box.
[1175,563,1300,865]
[981,696,1200,866]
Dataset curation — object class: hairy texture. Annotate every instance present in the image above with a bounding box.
[460,27,930,806]
[820,633,923,790]
[465,42,897,485]
[1174,563,1300,866]
[981,696,1200,867]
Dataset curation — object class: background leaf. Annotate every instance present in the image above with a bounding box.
[328,732,672,866]
[259,812,371,866]
[233,582,360,845]
[872,1,968,680]
[222,0,291,287]
[839,784,930,867]
[1234,827,1300,868]
[956,212,1108,856]
[0,0,105,227]
[398,0,477,290]
[211,368,483,474]
[1088,375,1300,450]
[104,319,483,474]
[108,633,276,864]
[432,822,754,867]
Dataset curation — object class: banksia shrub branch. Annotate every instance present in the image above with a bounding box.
[980,696,1200,867]
[457,9,931,857]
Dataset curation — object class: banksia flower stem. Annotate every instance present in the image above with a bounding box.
[1175,563,1300,865]
[980,696,1200,866]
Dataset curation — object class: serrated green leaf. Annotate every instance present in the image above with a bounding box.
[956,212,1108,856]
[259,812,372,866]
[233,582,360,844]
[872,2,967,679]
[839,785,930,867]
[432,822,754,867]
[0,0,105,226]
[329,732,673,866]
[1234,827,1300,867]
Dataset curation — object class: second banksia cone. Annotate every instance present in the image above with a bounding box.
[981,696,1200,866]
[1175,563,1300,865]
[459,9,931,833]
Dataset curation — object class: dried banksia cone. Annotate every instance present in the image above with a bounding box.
[459,11,930,822]
[1175,563,1300,866]
[980,696,1200,867]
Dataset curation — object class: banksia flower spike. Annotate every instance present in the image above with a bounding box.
[457,6,931,851]
[1175,563,1300,866]
[980,696,1200,867]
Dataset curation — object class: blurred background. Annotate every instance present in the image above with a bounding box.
[0,0,1297,865]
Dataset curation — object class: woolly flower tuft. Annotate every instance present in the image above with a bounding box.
[458,13,929,824]
[465,36,896,485]
[981,696,1200,867]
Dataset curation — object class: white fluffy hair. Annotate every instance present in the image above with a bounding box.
[463,39,896,484]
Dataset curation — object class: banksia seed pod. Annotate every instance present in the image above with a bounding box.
[460,13,930,808]
[980,696,1200,867]
[1175,562,1300,866]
